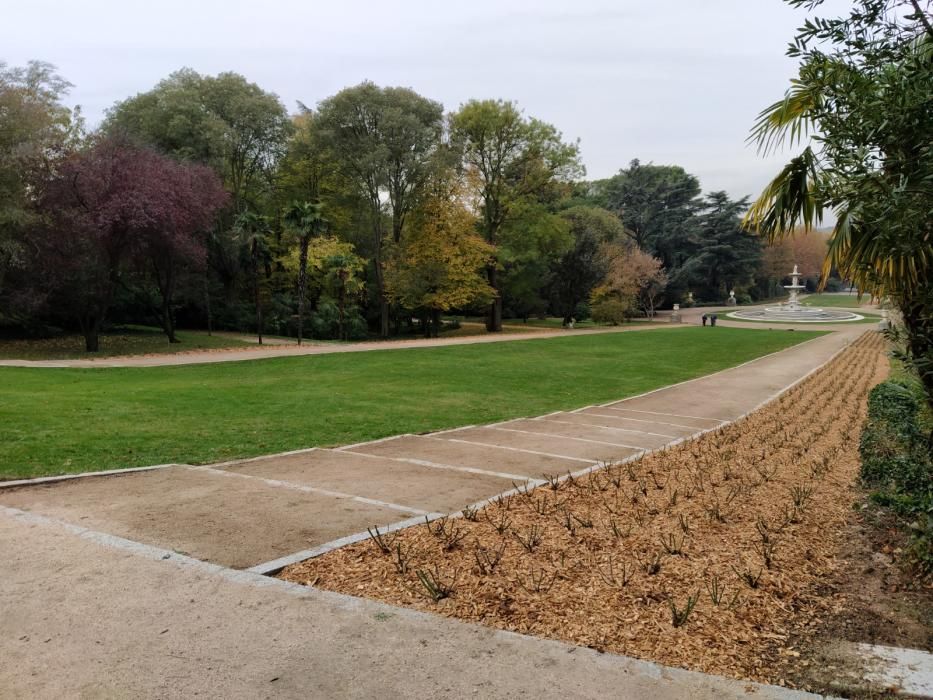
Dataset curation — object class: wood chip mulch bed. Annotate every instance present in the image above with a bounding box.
[279,331,889,688]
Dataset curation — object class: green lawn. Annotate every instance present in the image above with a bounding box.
[801,293,878,309]
[0,327,251,360]
[0,327,822,479]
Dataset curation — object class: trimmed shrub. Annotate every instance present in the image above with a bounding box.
[591,299,630,325]
[860,379,933,574]
[573,302,591,322]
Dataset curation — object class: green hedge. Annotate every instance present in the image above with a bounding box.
[859,379,933,574]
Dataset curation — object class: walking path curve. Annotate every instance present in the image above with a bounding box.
[0,303,877,368]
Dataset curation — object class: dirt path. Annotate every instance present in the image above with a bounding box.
[0,322,653,368]
[0,308,749,368]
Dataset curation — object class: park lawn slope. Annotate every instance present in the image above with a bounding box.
[801,293,876,309]
[0,327,822,479]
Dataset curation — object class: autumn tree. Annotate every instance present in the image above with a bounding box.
[39,136,227,351]
[386,178,494,337]
[139,161,228,342]
[590,243,667,324]
[450,99,582,331]
[759,228,830,298]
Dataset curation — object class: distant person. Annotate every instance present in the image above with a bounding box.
[702,314,708,326]
[710,313,718,326]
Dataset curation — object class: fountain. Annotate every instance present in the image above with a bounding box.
[728,264,864,323]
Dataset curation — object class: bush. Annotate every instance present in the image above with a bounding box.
[573,302,591,322]
[860,379,933,574]
[591,299,630,325]
[310,300,367,340]
[825,277,845,292]
[736,292,753,305]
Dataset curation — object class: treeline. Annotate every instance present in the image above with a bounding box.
[0,62,823,350]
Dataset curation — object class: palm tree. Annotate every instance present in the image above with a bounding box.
[234,211,273,345]
[282,201,327,345]
[326,253,356,341]
[743,15,932,406]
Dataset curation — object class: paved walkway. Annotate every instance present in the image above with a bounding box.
[0,512,818,699]
[0,327,864,697]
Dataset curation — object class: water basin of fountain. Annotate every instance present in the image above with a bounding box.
[727,264,865,323]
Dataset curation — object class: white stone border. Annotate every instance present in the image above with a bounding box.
[727,310,865,323]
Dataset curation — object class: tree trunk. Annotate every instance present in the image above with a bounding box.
[84,332,100,353]
[254,262,263,346]
[161,301,179,343]
[151,257,180,343]
[204,271,213,336]
[338,285,346,342]
[899,284,933,410]
[486,265,502,332]
[379,299,390,338]
[369,191,390,339]
[81,315,102,353]
[297,236,309,346]
[431,308,441,338]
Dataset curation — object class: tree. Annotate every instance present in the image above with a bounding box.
[386,178,494,337]
[104,68,291,211]
[315,82,444,338]
[105,69,292,331]
[138,161,228,343]
[745,0,933,405]
[629,250,669,319]
[758,228,830,298]
[679,192,761,301]
[321,252,365,341]
[0,61,82,320]
[590,243,666,323]
[597,159,701,266]
[549,206,627,324]
[38,136,227,351]
[450,99,582,331]
[234,212,274,345]
[283,201,327,344]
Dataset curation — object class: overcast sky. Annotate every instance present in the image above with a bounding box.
[2,0,849,201]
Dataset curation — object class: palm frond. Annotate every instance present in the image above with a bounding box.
[743,147,824,241]
[825,207,929,297]
[748,80,821,155]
